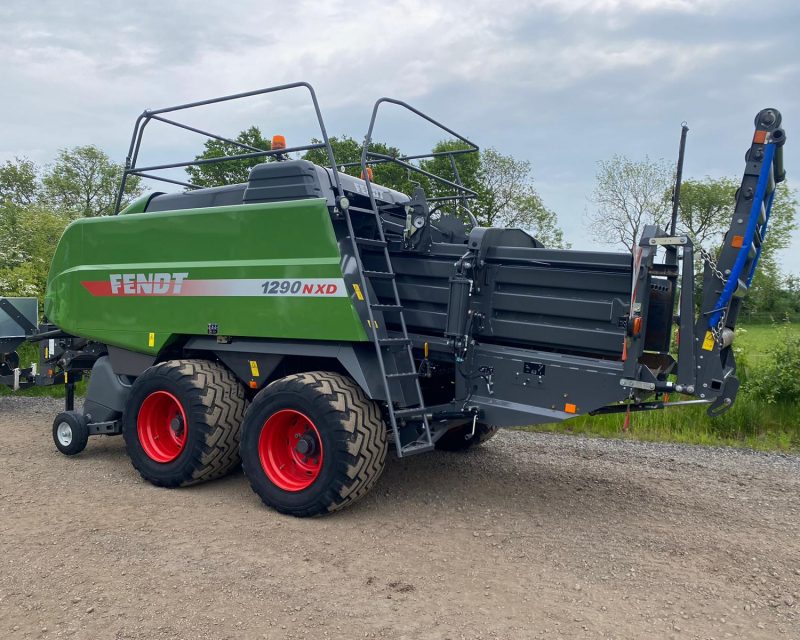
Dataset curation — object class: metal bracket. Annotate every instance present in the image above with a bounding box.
[648,236,688,246]
[620,378,656,391]
[88,420,122,436]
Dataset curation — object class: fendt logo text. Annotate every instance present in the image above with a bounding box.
[80,275,348,298]
[109,272,189,295]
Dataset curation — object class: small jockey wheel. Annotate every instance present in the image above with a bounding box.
[52,411,90,456]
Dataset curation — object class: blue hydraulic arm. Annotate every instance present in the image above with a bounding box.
[691,109,786,416]
[708,142,777,329]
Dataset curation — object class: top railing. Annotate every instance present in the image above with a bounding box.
[112,82,343,214]
[351,97,480,226]
[113,84,481,224]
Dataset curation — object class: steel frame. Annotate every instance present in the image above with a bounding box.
[113,84,482,224]
[355,97,480,226]
[113,82,344,215]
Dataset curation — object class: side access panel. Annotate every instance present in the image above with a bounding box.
[467,342,629,426]
[0,297,38,354]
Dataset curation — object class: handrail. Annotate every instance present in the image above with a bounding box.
[113,82,342,214]
[113,85,482,223]
[359,97,480,227]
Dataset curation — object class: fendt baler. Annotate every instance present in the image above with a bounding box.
[0,83,788,516]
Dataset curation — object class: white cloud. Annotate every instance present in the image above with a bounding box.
[0,0,797,271]
[536,0,733,14]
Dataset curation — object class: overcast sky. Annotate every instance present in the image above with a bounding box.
[1,0,798,272]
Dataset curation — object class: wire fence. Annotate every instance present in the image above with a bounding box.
[738,311,800,325]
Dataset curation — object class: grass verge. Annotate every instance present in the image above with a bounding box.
[523,399,799,452]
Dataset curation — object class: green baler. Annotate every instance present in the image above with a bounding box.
[0,83,787,516]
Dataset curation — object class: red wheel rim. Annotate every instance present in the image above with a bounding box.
[258,409,323,492]
[137,391,188,463]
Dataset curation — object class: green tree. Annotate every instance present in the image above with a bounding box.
[0,205,69,302]
[676,176,798,316]
[304,135,362,170]
[758,182,798,260]
[418,139,481,220]
[0,160,39,272]
[186,126,273,187]
[419,142,567,246]
[310,138,568,246]
[676,177,739,249]
[589,155,673,252]
[474,148,567,247]
[0,157,40,207]
[678,177,797,260]
[303,135,414,194]
[41,145,142,218]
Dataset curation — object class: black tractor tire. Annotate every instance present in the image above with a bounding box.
[240,371,388,517]
[53,411,90,456]
[435,422,499,452]
[122,359,247,488]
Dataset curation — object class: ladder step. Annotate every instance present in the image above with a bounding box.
[353,236,387,248]
[371,303,402,311]
[347,205,378,214]
[378,337,410,347]
[386,371,418,379]
[733,278,749,298]
[400,441,435,456]
[394,406,425,417]
[363,270,395,280]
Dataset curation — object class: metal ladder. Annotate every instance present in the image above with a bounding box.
[340,197,434,457]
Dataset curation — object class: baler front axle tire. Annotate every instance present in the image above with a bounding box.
[122,360,247,488]
[241,371,388,517]
[53,411,89,456]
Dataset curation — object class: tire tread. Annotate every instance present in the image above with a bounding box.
[242,371,388,516]
[124,359,247,487]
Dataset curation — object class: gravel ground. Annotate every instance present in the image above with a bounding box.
[1,395,799,640]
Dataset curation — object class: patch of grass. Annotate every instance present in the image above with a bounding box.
[734,322,799,367]
[523,398,800,452]
[0,380,88,398]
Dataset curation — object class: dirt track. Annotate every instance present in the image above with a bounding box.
[1,396,799,640]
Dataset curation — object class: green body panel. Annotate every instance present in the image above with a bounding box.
[45,198,368,355]
[118,194,151,215]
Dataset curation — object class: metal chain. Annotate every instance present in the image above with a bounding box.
[699,247,728,345]
[711,309,728,346]
[700,247,727,285]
